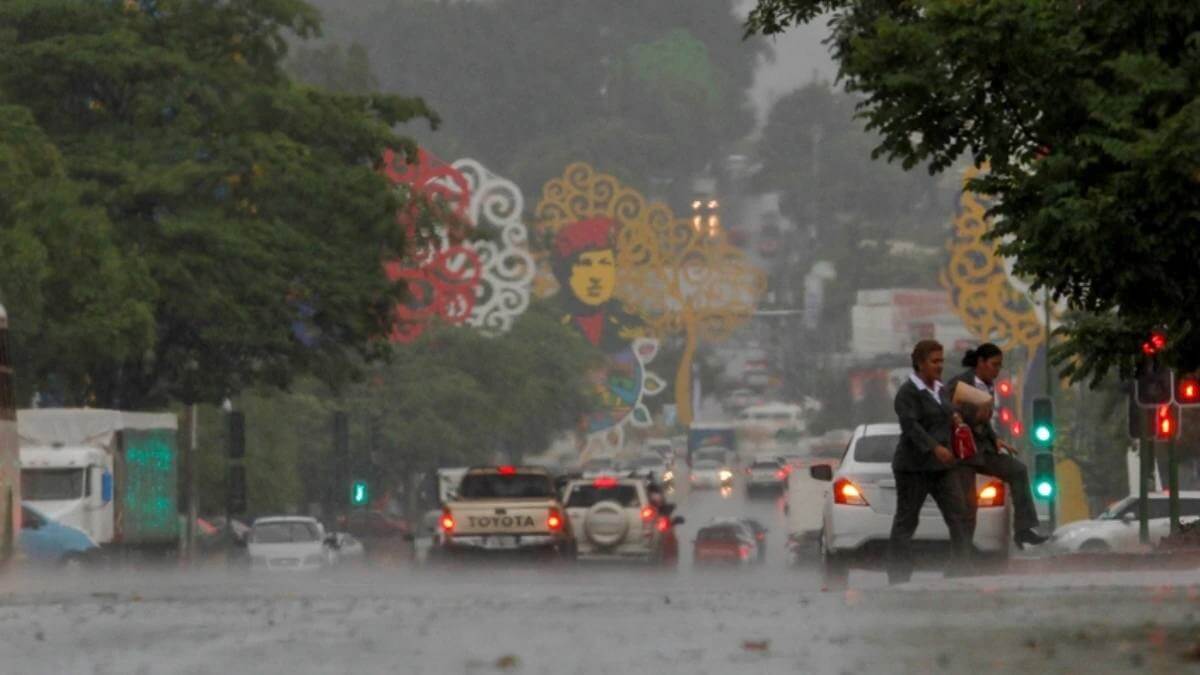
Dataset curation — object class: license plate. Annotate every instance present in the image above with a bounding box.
[484,536,518,549]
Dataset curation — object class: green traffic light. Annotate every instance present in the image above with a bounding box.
[350,480,369,506]
[1034,425,1053,444]
[1035,481,1054,498]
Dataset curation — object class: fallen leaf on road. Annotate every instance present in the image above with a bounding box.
[742,640,769,652]
[495,654,519,670]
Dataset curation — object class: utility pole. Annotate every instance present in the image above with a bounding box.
[186,402,198,562]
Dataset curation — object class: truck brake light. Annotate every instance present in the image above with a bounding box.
[977,481,1006,508]
[440,509,455,533]
[547,508,564,532]
[641,506,655,521]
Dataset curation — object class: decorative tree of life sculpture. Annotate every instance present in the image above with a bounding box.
[380,148,534,342]
[940,166,1044,357]
[534,164,666,454]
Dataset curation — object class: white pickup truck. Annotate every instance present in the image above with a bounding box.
[437,466,572,559]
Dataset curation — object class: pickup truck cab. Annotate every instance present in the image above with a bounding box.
[438,466,571,559]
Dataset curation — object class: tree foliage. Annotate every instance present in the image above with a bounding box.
[0,0,438,407]
[307,0,765,200]
[746,1,1200,381]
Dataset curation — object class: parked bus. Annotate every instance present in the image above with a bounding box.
[0,305,18,564]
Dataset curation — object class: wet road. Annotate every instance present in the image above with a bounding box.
[2,477,1200,674]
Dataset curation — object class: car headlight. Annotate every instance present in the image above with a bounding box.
[718,470,733,481]
[663,471,674,482]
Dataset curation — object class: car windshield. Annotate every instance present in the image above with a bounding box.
[251,521,320,544]
[459,473,554,499]
[631,457,662,468]
[853,435,899,463]
[583,459,613,471]
[751,461,780,469]
[1098,497,1137,520]
[566,485,641,508]
[693,460,720,470]
[695,449,727,462]
[21,468,85,500]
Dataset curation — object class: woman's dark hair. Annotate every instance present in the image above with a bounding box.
[962,342,1003,368]
[911,339,944,371]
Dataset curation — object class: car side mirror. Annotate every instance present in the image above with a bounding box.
[671,516,685,526]
[1122,512,1136,524]
[325,535,341,549]
[810,465,833,482]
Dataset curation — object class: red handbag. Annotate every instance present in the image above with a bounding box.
[952,423,977,461]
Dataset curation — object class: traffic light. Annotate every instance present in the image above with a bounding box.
[1141,331,1167,356]
[228,411,245,460]
[1136,363,1174,407]
[1010,420,1024,437]
[1177,375,1200,407]
[996,379,1013,398]
[228,465,247,515]
[1033,452,1055,500]
[1031,396,1054,447]
[999,407,1013,424]
[1155,404,1180,441]
[350,479,369,507]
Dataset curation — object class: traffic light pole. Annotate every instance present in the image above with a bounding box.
[1139,434,1151,545]
[1168,435,1180,535]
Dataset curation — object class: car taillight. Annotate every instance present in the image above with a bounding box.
[547,508,564,531]
[656,516,670,533]
[440,509,455,533]
[593,476,618,488]
[775,469,787,480]
[641,506,655,521]
[738,545,751,560]
[833,478,869,506]
[978,481,1006,508]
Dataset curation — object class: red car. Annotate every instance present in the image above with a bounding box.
[693,521,759,566]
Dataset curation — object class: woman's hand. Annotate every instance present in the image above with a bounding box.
[933,445,956,465]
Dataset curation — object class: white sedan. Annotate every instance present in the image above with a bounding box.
[812,423,1011,585]
[247,516,336,572]
[689,460,733,490]
[1049,492,1200,553]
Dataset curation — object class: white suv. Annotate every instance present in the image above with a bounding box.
[563,477,681,564]
[1048,492,1200,553]
[811,423,1011,585]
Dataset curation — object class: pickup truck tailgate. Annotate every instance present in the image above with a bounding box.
[448,501,556,535]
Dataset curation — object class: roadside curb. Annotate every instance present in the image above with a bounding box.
[1005,550,1200,574]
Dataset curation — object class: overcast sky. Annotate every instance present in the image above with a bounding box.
[738,5,837,125]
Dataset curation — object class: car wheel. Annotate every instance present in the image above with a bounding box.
[820,538,848,590]
[1079,539,1111,553]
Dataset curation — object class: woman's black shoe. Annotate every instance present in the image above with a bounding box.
[1013,529,1049,549]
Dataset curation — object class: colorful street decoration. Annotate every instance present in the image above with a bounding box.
[535,165,667,453]
[381,148,534,342]
[940,166,1044,356]
[535,162,764,440]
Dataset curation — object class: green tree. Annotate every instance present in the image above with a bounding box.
[307,0,764,200]
[0,0,437,407]
[746,1,1200,380]
[0,104,155,405]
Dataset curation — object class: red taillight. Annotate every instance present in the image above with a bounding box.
[977,481,1005,508]
[775,469,787,479]
[641,506,655,521]
[738,545,751,560]
[440,509,455,533]
[547,508,563,531]
[593,476,618,488]
[498,465,515,475]
[833,478,868,506]
[656,516,670,533]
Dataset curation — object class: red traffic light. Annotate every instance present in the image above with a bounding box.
[1142,331,1168,356]
[1178,377,1200,406]
[997,379,1013,397]
[999,407,1013,424]
[1010,420,1024,436]
[1155,404,1178,440]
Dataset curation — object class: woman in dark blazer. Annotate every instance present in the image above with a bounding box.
[944,343,1047,548]
[887,339,972,584]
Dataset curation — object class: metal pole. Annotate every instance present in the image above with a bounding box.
[1043,289,1056,530]
[1169,435,1180,534]
[186,402,198,562]
[1139,436,1151,544]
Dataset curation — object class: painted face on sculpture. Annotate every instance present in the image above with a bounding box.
[569,249,616,306]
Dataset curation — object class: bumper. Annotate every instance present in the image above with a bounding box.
[827,503,1009,555]
[746,479,785,490]
[442,534,567,554]
[251,558,327,572]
